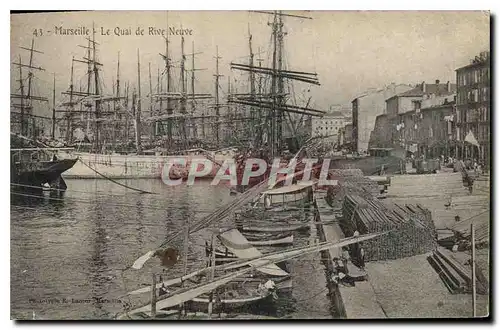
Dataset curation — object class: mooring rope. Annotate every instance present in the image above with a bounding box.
[77,158,157,195]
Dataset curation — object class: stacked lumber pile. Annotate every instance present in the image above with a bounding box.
[328,169,364,177]
[428,247,488,294]
[449,211,489,247]
[387,172,469,198]
[339,193,436,261]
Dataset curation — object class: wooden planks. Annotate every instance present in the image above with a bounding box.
[429,247,488,295]
[339,193,436,261]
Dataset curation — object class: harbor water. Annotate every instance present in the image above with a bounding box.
[11,179,334,320]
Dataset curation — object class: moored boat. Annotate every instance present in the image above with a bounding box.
[60,148,235,180]
[185,280,277,313]
[247,235,293,247]
[10,135,77,190]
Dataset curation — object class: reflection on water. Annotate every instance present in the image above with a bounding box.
[11,179,333,320]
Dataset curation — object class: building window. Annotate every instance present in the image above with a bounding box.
[473,89,479,102]
[412,100,421,111]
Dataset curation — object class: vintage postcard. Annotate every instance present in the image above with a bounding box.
[10,10,490,320]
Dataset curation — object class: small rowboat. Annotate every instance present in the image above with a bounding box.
[241,223,309,233]
[243,231,293,241]
[186,280,277,313]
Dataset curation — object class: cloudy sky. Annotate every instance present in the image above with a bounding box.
[11,11,490,117]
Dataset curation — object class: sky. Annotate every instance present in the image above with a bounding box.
[10,11,490,118]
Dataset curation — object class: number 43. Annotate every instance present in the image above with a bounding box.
[33,29,43,37]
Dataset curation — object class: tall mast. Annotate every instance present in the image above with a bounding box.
[136,49,142,154]
[248,27,256,142]
[248,27,256,97]
[148,62,153,117]
[26,38,36,137]
[214,46,222,145]
[148,62,154,141]
[191,41,197,140]
[79,84,83,122]
[276,12,285,153]
[256,47,264,146]
[116,52,121,99]
[91,23,101,153]
[52,73,56,139]
[66,57,75,143]
[270,12,279,158]
[180,36,187,145]
[157,66,161,136]
[164,36,173,147]
[125,82,130,142]
[18,56,25,136]
[86,38,92,140]
[227,76,233,138]
[114,52,120,146]
[26,39,34,104]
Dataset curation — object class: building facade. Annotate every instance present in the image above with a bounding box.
[455,51,490,168]
[369,114,392,149]
[418,102,456,158]
[370,81,456,152]
[385,80,456,116]
[338,123,353,148]
[352,83,413,153]
[312,111,349,142]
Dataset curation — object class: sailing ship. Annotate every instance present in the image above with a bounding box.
[227,11,326,192]
[10,38,77,190]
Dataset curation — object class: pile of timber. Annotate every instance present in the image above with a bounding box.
[387,172,469,198]
[326,170,382,209]
[449,212,489,248]
[427,247,488,294]
[339,193,437,261]
[328,169,365,177]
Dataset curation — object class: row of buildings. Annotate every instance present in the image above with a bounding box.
[311,104,352,144]
[350,51,490,168]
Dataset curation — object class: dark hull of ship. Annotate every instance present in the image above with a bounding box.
[11,158,78,189]
[328,155,405,176]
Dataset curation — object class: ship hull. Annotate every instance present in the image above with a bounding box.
[11,158,78,188]
[60,152,231,180]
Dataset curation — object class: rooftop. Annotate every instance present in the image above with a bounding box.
[321,110,348,118]
[352,83,413,102]
[456,51,490,72]
[388,81,457,100]
[420,100,456,112]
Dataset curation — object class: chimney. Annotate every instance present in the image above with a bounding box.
[421,81,426,93]
[446,81,451,93]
